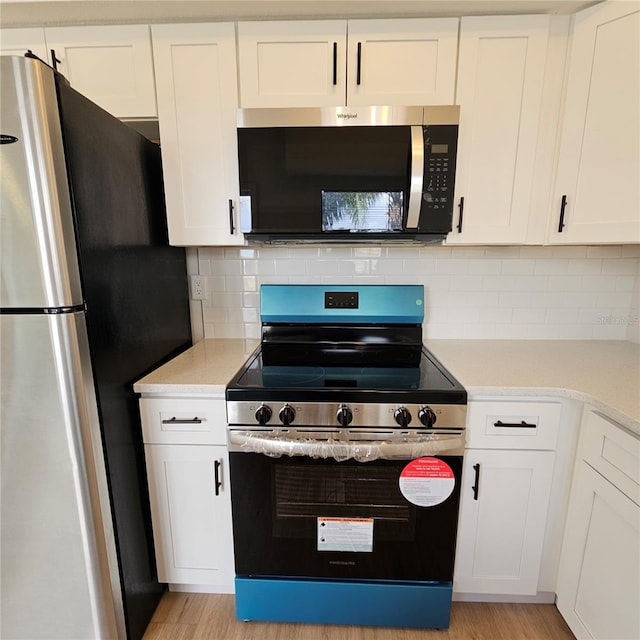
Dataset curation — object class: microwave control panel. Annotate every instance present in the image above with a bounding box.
[421,125,458,221]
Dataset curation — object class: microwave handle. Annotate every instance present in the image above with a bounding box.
[406,126,424,229]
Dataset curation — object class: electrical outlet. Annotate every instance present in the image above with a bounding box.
[190,275,205,300]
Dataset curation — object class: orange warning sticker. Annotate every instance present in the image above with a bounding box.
[399,457,455,507]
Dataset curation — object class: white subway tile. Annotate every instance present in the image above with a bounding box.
[353,247,384,258]
[242,292,260,308]
[596,292,634,308]
[305,260,338,276]
[210,259,242,276]
[275,260,307,276]
[568,259,603,275]
[586,246,623,258]
[423,275,451,292]
[602,258,640,276]
[534,259,568,275]
[547,276,584,292]
[478,308,513,324]
[546,308,579,324]
[449,275,483,291]
[581,275,617,292]
[513,308,546,324]
[470,259,502,275]
[500,259,535,275]
[435,259,468,275]
[370,259,404,275]
[206,276,226,292]
[552,246,587,258]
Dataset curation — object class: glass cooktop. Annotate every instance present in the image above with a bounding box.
[226,346,467,405]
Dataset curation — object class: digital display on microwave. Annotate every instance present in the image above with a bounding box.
[430,144,449,154]
[321,191,404,232]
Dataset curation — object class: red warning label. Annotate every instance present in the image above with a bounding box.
[399,457,455,507]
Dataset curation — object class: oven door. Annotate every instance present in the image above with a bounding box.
[228,450,463,582]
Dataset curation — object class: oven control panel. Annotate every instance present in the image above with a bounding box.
[228,401,467,430]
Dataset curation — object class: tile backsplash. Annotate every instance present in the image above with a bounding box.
[193,245,640,342]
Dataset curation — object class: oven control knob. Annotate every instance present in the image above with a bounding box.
[278,404,296,426]
[336,404,353,427]
[394,407,412,427]
[418,406,438,428]
[255,404,272,425]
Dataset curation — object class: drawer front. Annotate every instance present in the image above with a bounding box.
[581,409,640,504]
[465,400,562,450]
[140,397,227,445]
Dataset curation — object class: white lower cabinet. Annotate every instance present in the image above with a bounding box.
[455,449,555,595]
[556,410,640,640]
[454,400,562,596]
[144,444,235,590]
[139,395,235,592]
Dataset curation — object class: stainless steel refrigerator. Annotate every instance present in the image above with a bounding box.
[0,55,192,639]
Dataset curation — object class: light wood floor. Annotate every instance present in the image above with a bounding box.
[143,592,576,640]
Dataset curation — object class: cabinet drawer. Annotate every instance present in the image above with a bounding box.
[140,397,227,445]
[580,410,640,504]
[465,400,561,450]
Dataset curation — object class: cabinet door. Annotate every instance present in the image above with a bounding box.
[346,18,458,106]
[238,20,347,108]
[447,16,550,245]
[549,3,640,244]
[556,461,640,640]
[152,23,244,246]
[454,449,555,595]
[0,28,48,60]
[144,444,235,590]
[44,25,157,119]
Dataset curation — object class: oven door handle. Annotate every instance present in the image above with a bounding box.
[228,431,464,461]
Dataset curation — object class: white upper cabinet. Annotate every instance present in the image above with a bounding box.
[152,23,244,246]
[549,2,640,244]
[0,28,48,60]
[345,19,458,106]
[237,20,346,108]
[45,25,157,119]
[237,18,458,108]
[446,15,552,245]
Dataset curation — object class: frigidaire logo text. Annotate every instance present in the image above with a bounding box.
[329,560,356,566]
[337,113,358,120]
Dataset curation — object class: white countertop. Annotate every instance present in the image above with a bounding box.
[134,338,640,435]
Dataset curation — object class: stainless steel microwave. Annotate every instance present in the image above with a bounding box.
[236,106,459,243]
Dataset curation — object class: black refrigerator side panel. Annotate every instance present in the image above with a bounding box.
[55,77,192,640]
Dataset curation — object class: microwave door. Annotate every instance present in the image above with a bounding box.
[407,126,424,230]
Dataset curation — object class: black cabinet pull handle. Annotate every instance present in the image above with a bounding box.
[214,460,222,496]
[332,42,338,85]
[228,199,235,234]
[472,463,480,500]
[356,42,362,85]
[457,197,464,233]
[161,417,203,425]
[51,49,61,70]
[558,194,567,232]
[494,420,537,429]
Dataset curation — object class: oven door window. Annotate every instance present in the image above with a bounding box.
[273,463,415,541]
[229,453,462,582]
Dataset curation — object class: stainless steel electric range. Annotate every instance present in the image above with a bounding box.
[225,284,467,629]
